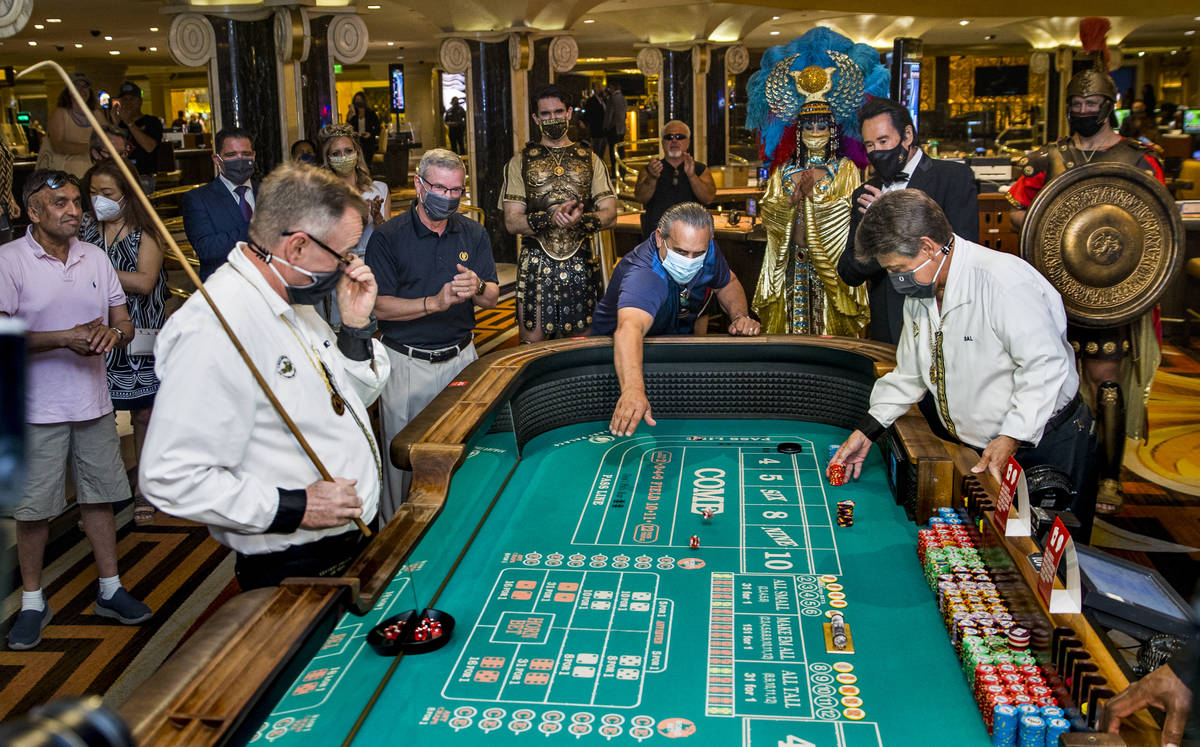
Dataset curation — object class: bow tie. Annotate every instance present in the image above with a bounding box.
[885,172,911,186]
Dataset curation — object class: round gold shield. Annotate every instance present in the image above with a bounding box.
[1019,162,1184,328]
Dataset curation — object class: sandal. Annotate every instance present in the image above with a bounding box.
[133,493,156,526]
[1095,478,1125,515]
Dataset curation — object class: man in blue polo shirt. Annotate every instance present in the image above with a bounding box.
[593,202,759,437]
[366,149,498,518]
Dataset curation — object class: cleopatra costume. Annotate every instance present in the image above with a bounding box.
[500,141,614,337]
[745,29,888,337]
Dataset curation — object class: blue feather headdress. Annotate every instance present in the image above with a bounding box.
[747,27,890,169]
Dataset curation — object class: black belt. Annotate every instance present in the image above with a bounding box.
[383,337,471,363]
[1045,392,1084,432]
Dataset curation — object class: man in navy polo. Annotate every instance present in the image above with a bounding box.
[366,149,498,519]
[592,202,759,437]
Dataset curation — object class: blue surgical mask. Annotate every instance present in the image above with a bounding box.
[889,250,947,298]
[661,246,706,285]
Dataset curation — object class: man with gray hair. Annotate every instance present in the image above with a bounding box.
[141,163,390,590]
[827,190,1096,537]
[592,202,759,437]
[634,120,717,240]
[366,148,498,517]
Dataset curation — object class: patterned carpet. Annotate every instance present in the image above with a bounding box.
[2,323,1198,723]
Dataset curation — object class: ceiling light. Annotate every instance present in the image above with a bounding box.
[387,41,394,45]
[74,43,83,48]
[1138,51,1145,56]
[583,18,595,23]
[1186,30,1196,36]
[46,18,61,22]
[771,15,780,20]
[104,35,112,40]
[33,23,44,29]
[149,46,157,51]
[367,4,380,8]
[150,26,159,32]
[959,19,970,26]
[109,50,120,55]
[1171,49,1178,54]
[769,30,780,35]
[28,40,36,46]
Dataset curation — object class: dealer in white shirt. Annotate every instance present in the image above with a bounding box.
[828,190,1095,522]
[141,163,390,590]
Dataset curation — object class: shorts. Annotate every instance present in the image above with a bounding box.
[16,416,130,521]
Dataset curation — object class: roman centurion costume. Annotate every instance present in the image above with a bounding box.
[1008,17,1176,514]
[500,140,614,337]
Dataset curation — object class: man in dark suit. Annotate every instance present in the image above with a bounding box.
[838,98,979,344]
[182,127,258,280]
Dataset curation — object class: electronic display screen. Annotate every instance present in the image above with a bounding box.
[389,64,405,114]
[1183,109,1200,135]
[1113,109,1130,129]
[1076,547,1191,622]
[974,66,1029,97]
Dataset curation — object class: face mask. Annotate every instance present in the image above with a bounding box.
[420,186,460,221]
[265,253,343,305]
[538,117,569,141]
[91,194,123,222]
[219,156,255,184]
[889,250,947,299]
[661,246,706,285]
[298,153,317,165]
[1067,113,1105,138]
[801,130,829,154]
[868,139,910,183]
[328,154,358,175]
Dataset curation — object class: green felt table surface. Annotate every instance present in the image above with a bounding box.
[248,420,990,746]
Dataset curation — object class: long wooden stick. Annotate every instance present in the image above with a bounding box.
[19,60,371,537]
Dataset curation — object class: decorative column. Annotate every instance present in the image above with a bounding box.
[691,44,710,158]
[706,44,748,166]
[637,47,663,135]
[661,48,694,134]
[442,37,516,263]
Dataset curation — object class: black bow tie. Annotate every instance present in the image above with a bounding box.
[886,172,911,186]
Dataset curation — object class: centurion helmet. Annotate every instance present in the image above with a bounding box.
[1066,17,1117,103]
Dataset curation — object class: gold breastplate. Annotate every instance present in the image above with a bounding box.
[524,143,594,260]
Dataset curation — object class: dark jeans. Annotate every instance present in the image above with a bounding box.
[235,528,370,591]
[448,126,465,155]
[1013,394,1098,541]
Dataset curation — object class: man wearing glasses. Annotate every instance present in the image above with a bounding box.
[140,164,391,590]
[634,121,717,240]
[0,170,151,649]
[366,149,498,518]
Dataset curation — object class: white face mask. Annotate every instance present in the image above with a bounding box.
[661,247,706,285]
[92,194,123,222]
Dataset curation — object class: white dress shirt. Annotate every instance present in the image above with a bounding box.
[219,173,255,210]
[880,148,922,194]
[867,236,1078,449]
[140,244,390,554]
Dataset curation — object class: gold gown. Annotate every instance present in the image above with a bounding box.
[752,159,869,337]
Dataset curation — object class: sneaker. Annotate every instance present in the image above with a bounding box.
[94,588,152,624]
[7,605,53,650]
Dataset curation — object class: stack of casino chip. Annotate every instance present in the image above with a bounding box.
[991,704,1069,745]
[836,500,855,527]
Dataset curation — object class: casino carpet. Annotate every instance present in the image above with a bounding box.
[2,326,1198,724]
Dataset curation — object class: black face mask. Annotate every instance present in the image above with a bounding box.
[1068,113,1105,137]
[252,241,343,306]
[868,136,911,183]
[538,117,569,141]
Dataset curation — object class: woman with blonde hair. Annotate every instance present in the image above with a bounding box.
[319,123,389,255]
[37,72,105,178]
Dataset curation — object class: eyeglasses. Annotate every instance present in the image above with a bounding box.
[418,175,465,198]
[25,171,79,204]
[663,133,688,141]
[281,230,355,267]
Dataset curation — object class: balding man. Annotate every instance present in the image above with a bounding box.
[634,120,717,240]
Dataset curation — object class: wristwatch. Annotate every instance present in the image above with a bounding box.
[475,278,487,296]
[110,327,126,340]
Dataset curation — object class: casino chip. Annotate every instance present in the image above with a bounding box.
[836,499,855,527]
[777,442,803,454]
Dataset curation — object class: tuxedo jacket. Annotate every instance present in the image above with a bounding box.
[838,153,979,344]
[182,178,259,281]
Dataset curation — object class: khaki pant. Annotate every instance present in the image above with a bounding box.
[378,343,478,522]
[17,416,129,521]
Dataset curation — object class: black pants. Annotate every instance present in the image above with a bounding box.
[448,126,465,155]
[1013,394,1098,541]
[235,529,370,591]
